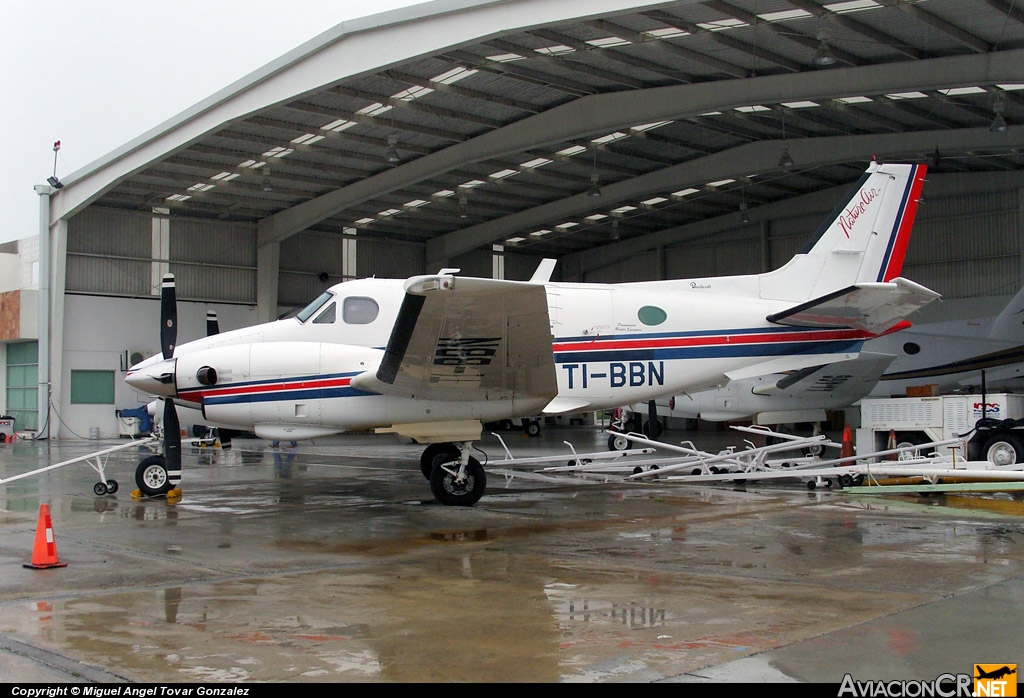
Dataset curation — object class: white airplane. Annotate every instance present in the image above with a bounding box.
[126,161,937,506]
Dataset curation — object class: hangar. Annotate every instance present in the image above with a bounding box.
[7,0,1024,438]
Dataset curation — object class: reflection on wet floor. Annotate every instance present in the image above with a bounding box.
[0,428,1022,682]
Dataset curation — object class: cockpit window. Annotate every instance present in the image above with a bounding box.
[343,297,379,325]
[312,302,336,324]
[296,291,333,323]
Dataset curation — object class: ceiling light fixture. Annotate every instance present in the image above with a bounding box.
[459,195,468,218]
[991,98,1008,132]
[813,31,836,67]
[778,108,794,169]
[262,168,273,192]
[386,134,401,163]
[931,147,942,168]
[588,146,602,197]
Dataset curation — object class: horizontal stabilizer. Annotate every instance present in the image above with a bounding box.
[766,277,939,334]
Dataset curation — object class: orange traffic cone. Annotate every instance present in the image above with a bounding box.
[23,504,67,569]
[840,424,855,460]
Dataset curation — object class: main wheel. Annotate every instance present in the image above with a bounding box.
[135,455,173,496]
[429,454,486,506]
[525,420,541,437]
[642,419,663,439]
[420,443,459,480]
[608,433,631,451]
[983,434,1024,467]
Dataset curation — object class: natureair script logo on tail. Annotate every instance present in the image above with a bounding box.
[839,187,881,238]
[975,664,1017,697]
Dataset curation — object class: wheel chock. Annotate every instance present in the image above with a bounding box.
[167,488,183,500]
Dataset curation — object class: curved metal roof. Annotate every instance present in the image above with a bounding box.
[53,0,1024,272]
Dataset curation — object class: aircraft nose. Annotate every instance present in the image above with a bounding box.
[125,358,177,397]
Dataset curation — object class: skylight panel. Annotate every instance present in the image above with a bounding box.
[672,188,700,198]
[697,18,748,31]
[643,27,689,39]
[557,145,587,157]
[611,205,637,215]
[166,194,191,202]
[535,45,575,56]
[520,157,553,169]
[490,169,519,180]
[355,217,375,226]
[631,121,671,132]
[459,180,486,189]
[592,132,628,144]
[782,101,819,109]
[239,159,266,169]
[292,133,325,145]
[487,52,525,62]
[585,214,608,222]
[432,189,456,198]
[263,147,294,158]
[587,36,630,48]
[735,105,771,113]
[824,0,880,13]
[187,183,215,192]
[555,221,578,230]
[836,96,873,104]
[393,85,433,101]
[211,172,240,181]
[377,208,401,218]
[642,197,668,207]
[707,179,736,188]
[759,9,812,22]
[357,102,393,116]
[886,92,927,100]
[529,229,552,237]
[506,236,526,244]
[939,87,985,96]
[404,199,430,209]
[322,119,357,132]
[998,84,1024,91]
[432,66,478,84]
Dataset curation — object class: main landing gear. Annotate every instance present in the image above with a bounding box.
[418,442,486,506]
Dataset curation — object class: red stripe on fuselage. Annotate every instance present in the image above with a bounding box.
[552,327,872,353]
[178,376,352,405]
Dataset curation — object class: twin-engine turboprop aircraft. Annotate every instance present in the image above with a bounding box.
[126,161,937,506]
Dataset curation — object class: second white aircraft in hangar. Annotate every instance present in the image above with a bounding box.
[127,161,936,505]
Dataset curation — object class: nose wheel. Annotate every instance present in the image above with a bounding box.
[135,455,174,496]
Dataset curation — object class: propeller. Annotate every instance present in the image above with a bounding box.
[160,274,182,491]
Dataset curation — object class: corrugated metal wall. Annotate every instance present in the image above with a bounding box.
[67,209,151,296]
[67,208,257,302]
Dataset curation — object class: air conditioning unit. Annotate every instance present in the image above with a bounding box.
[122,349,154,371]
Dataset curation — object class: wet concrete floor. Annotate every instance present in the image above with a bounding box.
[0,425,1021,683]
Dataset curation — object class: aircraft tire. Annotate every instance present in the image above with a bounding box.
[642,419,662,439]
[608,433,631,451]
[525,420,541,437]
[420,443,459,480]
[429,454,486,506]
[93,482,108,496]
[107,479,119,494]
[136,455,173,496]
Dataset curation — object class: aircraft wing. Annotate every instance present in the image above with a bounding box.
[766,277,940,334]
[350,274,557,403]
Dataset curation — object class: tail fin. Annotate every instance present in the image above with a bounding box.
[762,162,927,302]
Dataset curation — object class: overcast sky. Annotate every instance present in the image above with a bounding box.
[0,0,425,245]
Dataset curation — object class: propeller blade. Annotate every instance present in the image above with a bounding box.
[160,273,177,360]
[206,310,220,337]
[163,398,182,490]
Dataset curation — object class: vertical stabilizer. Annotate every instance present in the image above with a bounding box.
[761,162,927,302]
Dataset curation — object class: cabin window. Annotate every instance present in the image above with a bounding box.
[637,305,667,326]
[296,291,333,323]
[312,302,336,324]
[343,296,379,324]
